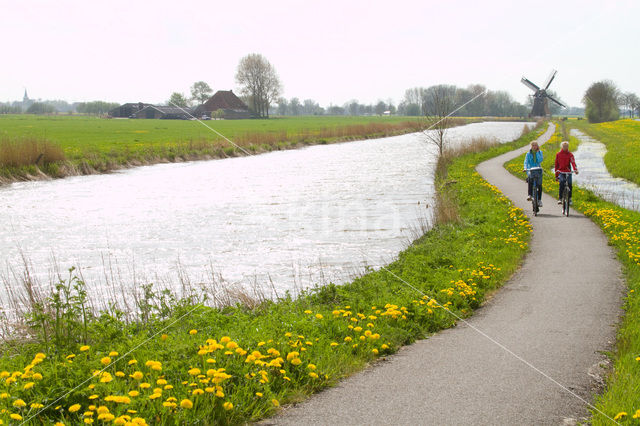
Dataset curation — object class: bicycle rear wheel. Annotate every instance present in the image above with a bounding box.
[532,186,538,216]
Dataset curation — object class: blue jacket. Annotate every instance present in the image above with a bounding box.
[524,150,543,174]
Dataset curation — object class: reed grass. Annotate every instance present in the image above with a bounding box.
[0,137,65,167]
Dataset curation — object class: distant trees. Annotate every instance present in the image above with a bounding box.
[235,53,282,118]
[76,101,119,115]
[168,92,190,108]
[583,80,620,123]
[26,102,56,114]
[190,81,213,105]
[621,92,639,119]
[398,84,527,117]
[0,103,23,114]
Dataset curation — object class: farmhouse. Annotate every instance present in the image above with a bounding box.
[196,90,251,119]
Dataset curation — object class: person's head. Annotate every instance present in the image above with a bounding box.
[531,141,539,152]
[561,141,569,152]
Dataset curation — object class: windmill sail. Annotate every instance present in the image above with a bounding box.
[547,94,566,108]
[521,77,540,92]
[543,70,557,90]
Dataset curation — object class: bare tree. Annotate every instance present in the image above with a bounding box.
[423,85,457,155]
[235,53,282,118]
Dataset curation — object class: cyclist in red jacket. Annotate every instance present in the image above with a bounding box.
[554,141,579,204]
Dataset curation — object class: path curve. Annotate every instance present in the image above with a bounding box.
[266,123,623,425]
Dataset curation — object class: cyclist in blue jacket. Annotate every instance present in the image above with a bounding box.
[523,141,544,207]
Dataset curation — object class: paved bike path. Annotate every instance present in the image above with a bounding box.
[267,123,623,425]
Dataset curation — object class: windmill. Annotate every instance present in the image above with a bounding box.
[521,69,566,117]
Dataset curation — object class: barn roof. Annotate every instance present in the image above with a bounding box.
[203,90,248,111]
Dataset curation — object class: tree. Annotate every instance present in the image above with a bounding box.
[235,53,282,118]
[374,101,386,115]
[629,93,640,119]
[168,92,190,108]
[423,85,457,155]
[289,97,301,116]
[190,81,213,105]
[583,80,620,123]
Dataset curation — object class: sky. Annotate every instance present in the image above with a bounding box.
[1,0,638,108]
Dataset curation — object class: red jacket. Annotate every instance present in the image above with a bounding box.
[555,150,577,178]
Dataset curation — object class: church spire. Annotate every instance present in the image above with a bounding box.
[23,89,29,102]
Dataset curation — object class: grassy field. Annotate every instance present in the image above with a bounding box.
[505,122,640,424]
[0,115,441,182]
[569,118,640,185]
[0,126,545,425]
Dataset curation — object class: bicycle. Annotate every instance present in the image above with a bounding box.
[524,167,543,216]
[557,171,575,217]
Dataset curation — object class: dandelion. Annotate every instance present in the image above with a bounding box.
[330,342,338,347]
[180,399,193,409]
[130,371,143,380]
[128,390,140,397]
[256,392,263,397]
[188,368,201,376]
[89,395,99,400]
[223,401,233,410]
[192,389,204,396]
[304,310,312,314]
[128,360,138,365]
[307,364,316,370]
[69,403,82,413]
[189,329,197,335]
[100,357,111,366]
[309,372,319,379]
[139,383,151,389]
[613,412,627,421]
[633,409,640,419]
[372,349,379,355]
[220,336,231,343]
[80,345,90,352]
[291,358,302,366]
[13,399,26,408]
[315,313,323,319]
[108,351,119,357]
[115,371,125,378]
[10,414,23,421]
[272,399,280,407]
[161,334,168,341]
[23,382,35,390]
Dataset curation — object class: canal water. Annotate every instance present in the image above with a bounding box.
[0,122,532,305]
[572,129,640,212]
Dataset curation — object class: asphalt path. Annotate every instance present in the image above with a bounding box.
[266,123,623,425]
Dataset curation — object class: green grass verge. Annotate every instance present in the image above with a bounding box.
[0,126,544,425]
[505,122,640,424]
[569,118,640,186]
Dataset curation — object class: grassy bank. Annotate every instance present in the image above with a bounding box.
[0,115,462,183]
[504,122,640,423]
[569,118,640,185]
[0,125,544,425]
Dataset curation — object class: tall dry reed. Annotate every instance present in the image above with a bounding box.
[0,137,66,167]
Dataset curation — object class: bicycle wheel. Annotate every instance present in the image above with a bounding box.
[532,186,538,216]
[563,186,570,217]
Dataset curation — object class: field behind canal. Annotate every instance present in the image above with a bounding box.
[0,115,434,181]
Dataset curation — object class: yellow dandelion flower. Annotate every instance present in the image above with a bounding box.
[192,389,204,396]
[372,349,379,355]
[128,359,138,365]
[84,419,93,424]
[188,368,201,376]
[180,399,193,409]
[23,382,35,390]
[613,412,627,421]
[223,401,233,410]
[315,313,324,319]
[160,334,168,341]
[128,390,140,397]
[69,403,82,413]
[88,395,99,400]
[115,371,125,378]
[139,383,151,389]
[10,414,23,421]
[130,371,143,380]
[256,392,263,397]
[80,345,90,352]
[304,310,312,314]
[13,399,26,407]
[220,336,231,343]
[189,329,197,335]
[100,357,111,366]
[272,399,280,407]
[108,351,119,357]
[96,406,109,414]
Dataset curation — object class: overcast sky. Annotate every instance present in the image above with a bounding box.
[1,0,637,108]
